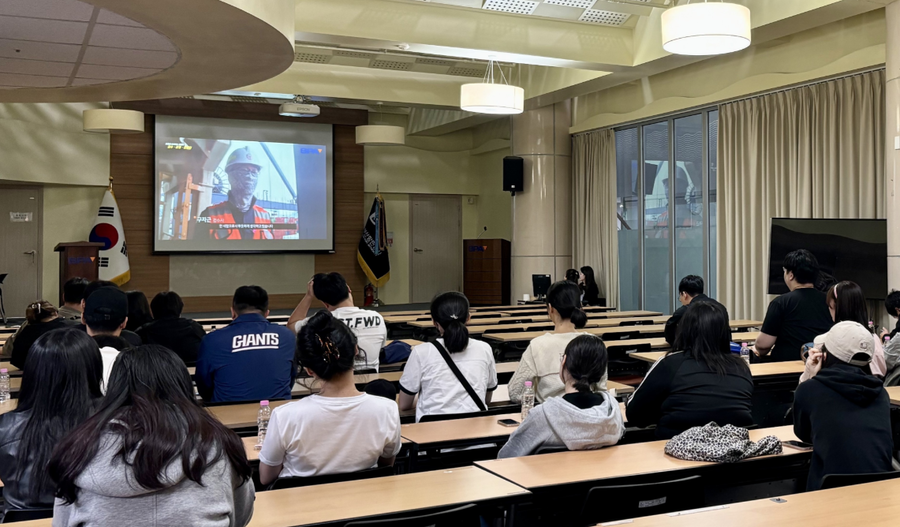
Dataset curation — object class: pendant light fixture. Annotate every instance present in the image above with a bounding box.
[83,108,144,134]
[661,1,751,56]
[460,58,524,115]
[356,103,406,146]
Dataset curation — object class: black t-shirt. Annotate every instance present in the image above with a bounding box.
[760,288,834,362]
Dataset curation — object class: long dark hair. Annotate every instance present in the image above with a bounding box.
[49,345,252,504]
[673,301,747,375]
[563,335,607,393]
[580,266,597,289]
[125,291,153,332]
[547,281,587,329]
[14,328,103,497]
[828,281,872,333]
[565,269,580,283]
[298,311,358,380]
[431,292,470,353]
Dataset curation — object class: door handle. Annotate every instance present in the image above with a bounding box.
[23,250,36,264]
[414,248,423,253]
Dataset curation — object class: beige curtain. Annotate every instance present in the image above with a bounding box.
[718,69,885,320]
[573,129,620,307]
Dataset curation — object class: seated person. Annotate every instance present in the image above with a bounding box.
[364,379,398,402]
[196,286,296,403]
[258,311,401,484]
[882,290,900,385]
[124,291,153,333]
[509,281,605,405]
[498,335,624,458]
[82,287,131,393]
[3,276,87,359]
[77,280,142,347]
[11,301,75,369]
[137,291,206,366]
[793,321,894,491]
[399,292,498,422]
[665,275,722,345]
[580,266,602,306]
[288,272,386,372]
[626,301,753,439]
[822,281,886,379]
[754,249,834,362]
[49,345,254,526]
[0,328,103,514]
[565,268,580,284]
[885,290,900,339]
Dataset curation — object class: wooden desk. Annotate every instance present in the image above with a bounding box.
[475,425,799,490]
[483,327,669,344]
[246,466,529,527]
[401,412,521,447]
[620,478,900,527]
[243,436,412,463]
[887,386,900,406]
[208,400,292,429]
[0,399,17,416]
[0,361,20,373]
[498,309,662,319]
[630,352,804,377]
[417,316,672,331]
[608,380,634,395]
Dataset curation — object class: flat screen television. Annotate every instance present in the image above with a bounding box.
[768,218,887,298]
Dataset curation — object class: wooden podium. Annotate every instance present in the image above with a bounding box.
[54,242,104,306]
[463,239,510,306]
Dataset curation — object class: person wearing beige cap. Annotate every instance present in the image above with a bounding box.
[792,321,894,491]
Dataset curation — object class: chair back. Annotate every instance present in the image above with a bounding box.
[821,471,900,490]
[2,508,54,523]
[269,465,395,490]
[419,407,519,423]
[579,475,703,525]
[344,503,480,526]
[534,445,568,455]
[483,327,524,335]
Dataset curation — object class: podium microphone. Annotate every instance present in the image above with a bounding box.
[476,226,488,240]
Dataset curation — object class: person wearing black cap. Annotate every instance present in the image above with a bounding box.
[77,281,142,347]
[82,287,130,392]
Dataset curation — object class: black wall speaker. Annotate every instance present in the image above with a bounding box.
[503,156,524,194]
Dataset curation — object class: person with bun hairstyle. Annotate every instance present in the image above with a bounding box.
[399,292,498,422]
[509,281,606,405]
[11,300,75,369]
[627,301,753,439]
[258,311,401,484]
[499,335,624,458]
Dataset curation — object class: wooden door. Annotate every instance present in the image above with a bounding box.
[410,195,462,303]
[0,187,42,318]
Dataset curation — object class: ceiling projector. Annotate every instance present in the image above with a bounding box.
[279,101,320,117]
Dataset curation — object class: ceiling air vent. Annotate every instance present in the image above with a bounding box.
[447,66,486,78]
[544,0,596,9]
[294,52,330,64]
[334,50,377,60]
[416,57,456,67]
[579,9,630,25]
[482,0,539,15]
[371,60,413,71]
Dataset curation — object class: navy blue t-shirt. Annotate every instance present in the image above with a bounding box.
[196,313,297,403]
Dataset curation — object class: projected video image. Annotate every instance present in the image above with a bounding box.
[155,138,328,250]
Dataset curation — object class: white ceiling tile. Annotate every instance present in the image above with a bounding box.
[0,39,81,62]
[96,9,143,27]
[543,0,596,8]
[82,47,178,69]
[0,57,73,77]
[532,3,585,20]
[75,63,162,80]
[579,8,630,25]
[0,16,88,45]
[70,77,108,86]
[89,24,177,52]
[482,0,538,15]
[0,0,94,22]
[0,72,67,87]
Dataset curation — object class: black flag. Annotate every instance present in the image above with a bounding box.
[358,194,390,287]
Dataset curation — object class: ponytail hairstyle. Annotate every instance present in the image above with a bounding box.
[26,300,58,324]
[546,281,587,329]
[431,292,470,353]
[297,311,358,380]
[562,335,607,393]
[565,269,580,283]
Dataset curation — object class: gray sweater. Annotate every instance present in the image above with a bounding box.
[497,391,624,458]
[53,434,255,527]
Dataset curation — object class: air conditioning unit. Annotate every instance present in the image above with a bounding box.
[279,102,320,117]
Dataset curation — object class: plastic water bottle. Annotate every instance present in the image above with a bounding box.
[0,369,9,403]
[521,381,535,421]
[869,321,876,333]
[740,343,751,366]
[255,400,271,451]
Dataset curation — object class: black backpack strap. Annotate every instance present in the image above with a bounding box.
[432,339,487,412]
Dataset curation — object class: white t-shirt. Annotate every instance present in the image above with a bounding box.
[257,393,401,478]
[99,346,120,395]
[399,338,499,422]
[294,307,386,372]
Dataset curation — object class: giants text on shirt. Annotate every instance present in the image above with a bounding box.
[232,333,281,352]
